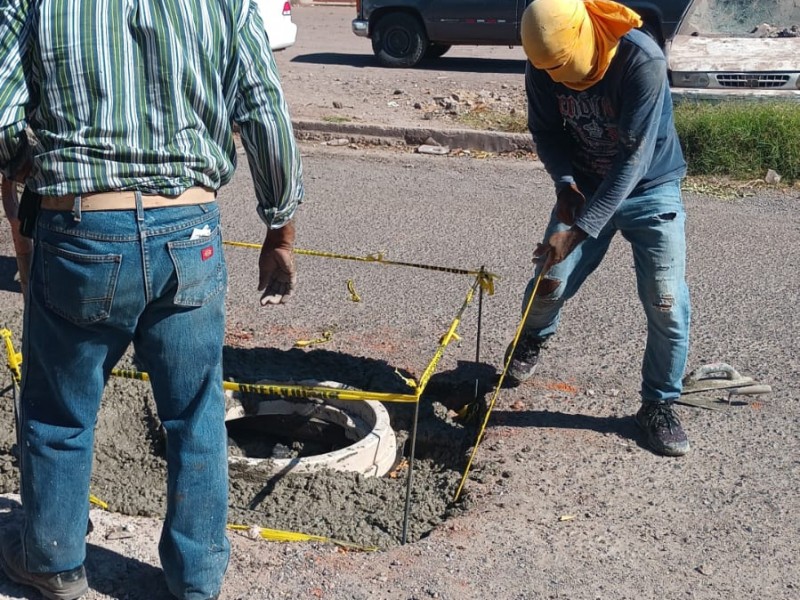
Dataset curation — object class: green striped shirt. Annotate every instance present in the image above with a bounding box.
[0,0,303,227]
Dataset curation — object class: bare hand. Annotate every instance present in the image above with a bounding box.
[555,183,586,226]
[534,227,588,273]
[258,221,297,305]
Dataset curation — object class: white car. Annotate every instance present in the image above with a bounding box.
[255,0,298,51]
[668,0,800,101]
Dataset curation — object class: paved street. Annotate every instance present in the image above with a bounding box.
[1,4,799,599]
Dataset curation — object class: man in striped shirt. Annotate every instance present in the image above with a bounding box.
[0,2,303,599]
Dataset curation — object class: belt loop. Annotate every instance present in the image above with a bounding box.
[135,191,144,222]
[71,195,82,222]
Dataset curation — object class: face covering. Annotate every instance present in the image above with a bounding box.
[521,0,643,91]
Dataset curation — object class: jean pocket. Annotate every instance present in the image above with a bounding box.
[42,242,122,325]
[167,225,227,307]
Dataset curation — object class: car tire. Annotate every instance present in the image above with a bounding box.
[371,12,428,68]
[424,43,451,60]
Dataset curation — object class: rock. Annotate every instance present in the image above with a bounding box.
[765,169,782,185]
[696,564,714,576]
[324,138,350,147]
[417,144,450,156]
[387,101,399,108]
[332,101,343,109]
[393,89,404,95]
[413,102,422,109]
[105,526,135,541]
[750,23,776,37]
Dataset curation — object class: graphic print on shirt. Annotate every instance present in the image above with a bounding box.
[557,92,618,180]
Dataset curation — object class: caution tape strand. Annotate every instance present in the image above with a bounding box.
[453,268,546,503]
[223,241,497,293]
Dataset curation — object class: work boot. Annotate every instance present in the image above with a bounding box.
[504,332,545,385]
[635,401,691,457]
[0,530,88,600]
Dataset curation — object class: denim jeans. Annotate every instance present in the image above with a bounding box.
[18,195,230,600]
[522,179,690,403]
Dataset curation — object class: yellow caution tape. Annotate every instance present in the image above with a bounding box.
[294,330,333,348]
[453,267,547,503]
[438,331,461,346]
[1,328,22,383]
[346,279,361,302]
[223,241,497,289]
[478,269,496,295]
[394,369,418,389]
[111,368,420,404]
[415,276,479,395]
[89,495,109,510]
[227,524,377,552]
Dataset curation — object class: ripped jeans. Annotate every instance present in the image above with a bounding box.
[521,179,690,403]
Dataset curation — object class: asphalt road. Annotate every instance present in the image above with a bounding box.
[219,143,800,400]
[1,5,799,598]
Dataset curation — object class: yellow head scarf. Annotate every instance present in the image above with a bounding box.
[521,0,643,91]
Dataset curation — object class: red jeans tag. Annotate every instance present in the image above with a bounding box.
[201,246,214,261]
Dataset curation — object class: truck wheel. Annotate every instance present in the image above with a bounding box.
[424,43,451,60]
[371,13,428,68]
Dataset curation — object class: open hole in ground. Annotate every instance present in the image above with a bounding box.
[0,349,497,549]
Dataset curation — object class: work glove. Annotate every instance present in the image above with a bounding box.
[555,183,585,226]
[258,220,297,305]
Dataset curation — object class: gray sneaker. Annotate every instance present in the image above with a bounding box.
[505,333,545,385]
[0,531,88,600]
[635,401,691,456]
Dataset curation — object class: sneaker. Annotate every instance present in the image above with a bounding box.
[504,332,545,385]
[0,530,88,600]
[635,401,691,457]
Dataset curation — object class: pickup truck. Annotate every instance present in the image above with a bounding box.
[352,0,694,67]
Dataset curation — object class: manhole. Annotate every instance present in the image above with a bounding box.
[225,380,398,477]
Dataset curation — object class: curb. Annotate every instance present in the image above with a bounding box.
[292,119,536,154]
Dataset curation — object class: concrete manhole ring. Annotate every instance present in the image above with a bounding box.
[225,380,398,478]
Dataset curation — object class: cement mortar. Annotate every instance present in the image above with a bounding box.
[0,305,479,549]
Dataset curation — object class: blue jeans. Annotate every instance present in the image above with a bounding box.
[19,196,230,600]
[522,179,690,403]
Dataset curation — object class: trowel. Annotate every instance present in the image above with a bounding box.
[676,363,772,411]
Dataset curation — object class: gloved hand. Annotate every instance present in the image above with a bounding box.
[555,183,585,226]
[258,220,297,305]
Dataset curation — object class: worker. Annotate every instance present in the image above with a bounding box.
[0,1,303,599]
[508,0,691,457]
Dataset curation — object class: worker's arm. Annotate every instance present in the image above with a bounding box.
[526,62,576,195]
[573,56,667,238]
[231,0,304,230]
[0,0,33,179]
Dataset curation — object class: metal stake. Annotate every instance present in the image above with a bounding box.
[401,395,420,544]
[473,267,485,403]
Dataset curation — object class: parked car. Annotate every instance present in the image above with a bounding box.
[667,0,800,101]
[256,0,298,51]
[352,0,693,67]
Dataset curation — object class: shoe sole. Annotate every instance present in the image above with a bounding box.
[0,557,88,600]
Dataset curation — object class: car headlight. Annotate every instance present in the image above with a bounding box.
[671,72,710,88]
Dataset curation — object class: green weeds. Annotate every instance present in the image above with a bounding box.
[674,101,800,182]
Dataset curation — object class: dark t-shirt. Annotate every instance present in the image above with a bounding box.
[526,28,686,238]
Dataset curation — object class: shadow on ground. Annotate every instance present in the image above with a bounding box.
[0,256,20,295]
[491,409,650,451]
[0,497,170,600]
[291,52,526,74]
